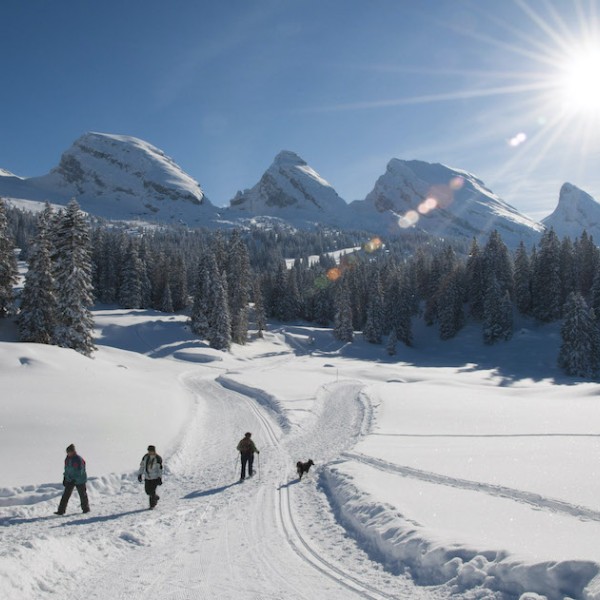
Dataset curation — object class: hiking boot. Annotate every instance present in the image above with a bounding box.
[82,508,90,514]
[54,511,64,515]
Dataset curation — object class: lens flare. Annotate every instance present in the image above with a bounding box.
[418,197,438,214]
[363,237,383,253]
[327,267,341,281]
[398,210,419,228]
[508,132,527,147]
[449,176,464,191]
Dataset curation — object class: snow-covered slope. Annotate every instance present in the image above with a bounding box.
[542,182,600,240]
[228,151,350,228]
[351,159,544,246]
[0,132,216,225]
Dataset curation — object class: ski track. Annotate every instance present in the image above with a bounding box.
[343,451,600,523]
[1,357,447,600]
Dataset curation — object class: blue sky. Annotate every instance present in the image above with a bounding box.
[2,0,600,220]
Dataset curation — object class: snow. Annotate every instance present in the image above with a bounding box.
[542,182,600,241]
[2,308,600,599]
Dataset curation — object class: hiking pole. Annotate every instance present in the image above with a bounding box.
[258,453,261,482]
[234,454,238,480]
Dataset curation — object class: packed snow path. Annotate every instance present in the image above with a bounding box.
[1,367,445,600]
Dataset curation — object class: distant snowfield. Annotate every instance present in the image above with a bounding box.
[2,308,600,600]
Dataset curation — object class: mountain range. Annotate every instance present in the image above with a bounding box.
[2,131,599,246]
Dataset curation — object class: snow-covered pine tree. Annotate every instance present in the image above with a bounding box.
[362,269,384,344]
[333,276,353,342]
[575,231,599,298]
[253,278,266,339]
[190,254,211,338]
[483,275,513,345]
[559,237,576,309]
[386,328,397,356]
[531,228,561,322]
[226,230,251,344]
[384,272,412,347]
[160,282,174,313]
[17,204,57,343]
[0,198,18,318]
[482,230,513,298]
[437,267,465,340]
[558,292,598,378]
[52,199,95,356]
[466,238,485,319]
[513,241,532,315]
[208,271,232,350]
[119,239,144,309]
[169,254,188,312]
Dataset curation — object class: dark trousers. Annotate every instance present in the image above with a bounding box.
[58,482,89,513]
[240,452,254,479]
[145,479,160,507]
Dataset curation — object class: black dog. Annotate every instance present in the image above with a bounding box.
[296,459,314,481]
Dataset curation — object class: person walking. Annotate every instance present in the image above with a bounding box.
[137,445,163,509]
[237,432,259,480]
[55,444,90,515]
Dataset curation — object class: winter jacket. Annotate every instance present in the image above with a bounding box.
[237,438,259,454]
[138,453,163,481]
[64,454,87,485]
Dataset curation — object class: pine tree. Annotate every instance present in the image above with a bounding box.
[362,269,384,344]
[227,231,251,344]
[253,278,267,339]
[532,228,561,322]
[0,198,18,317]
[208,272,231,350]
[438,267,465,340]
[482,230,513,298]
[52,200,95,356]
[333,277,353,342]
[483,276,513,345]
[466,238,485,319]
[190,254,211,338]
[558,292,598,377]
[386,328,397,356]
[559,237,576,308]
[119,239,144,309]
[513,241,532,315]
[18,204,57,343]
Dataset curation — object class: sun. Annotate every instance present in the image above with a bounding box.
[558,43,600,116]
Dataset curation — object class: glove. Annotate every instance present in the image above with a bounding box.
[257,450,260,454]
[157,477,163,486]
[138,474,142,483]
[63,478,67,487]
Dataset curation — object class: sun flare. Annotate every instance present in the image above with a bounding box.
[558,44,600,115]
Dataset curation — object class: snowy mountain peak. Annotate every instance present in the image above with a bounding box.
[273,150,307,167]
[0,132,216,225]
[542,182,600,239]
[228,150,348,225]
[354,158,543,245]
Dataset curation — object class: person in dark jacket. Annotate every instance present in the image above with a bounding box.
[137,445,163,509]
[236,432,259,480]
[55,444,89,515]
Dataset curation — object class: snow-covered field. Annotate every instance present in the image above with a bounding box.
[2,308,600,600]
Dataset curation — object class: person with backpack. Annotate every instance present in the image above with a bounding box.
[137,445,163,509]
[236,432,259,480]
[55,443,90,515]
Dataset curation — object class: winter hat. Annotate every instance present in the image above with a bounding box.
[66,444,75,452]
[147,445,156,452]
[244,432,252,438]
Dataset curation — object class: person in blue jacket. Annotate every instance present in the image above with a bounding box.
[55,444,90,515]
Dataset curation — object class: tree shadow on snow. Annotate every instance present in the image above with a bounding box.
[184,482,239,499]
